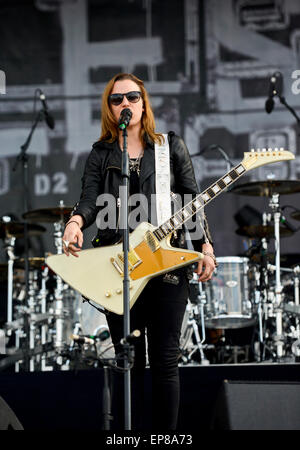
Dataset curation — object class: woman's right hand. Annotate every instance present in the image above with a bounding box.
[62,215,84,257]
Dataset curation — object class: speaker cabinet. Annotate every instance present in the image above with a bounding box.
[0,396,24,430]
[212,380,300,430]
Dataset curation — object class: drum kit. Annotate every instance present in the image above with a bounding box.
[180,178,300,366]
[0,201,110,373]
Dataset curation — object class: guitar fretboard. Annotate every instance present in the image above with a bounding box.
[152,163,246,241]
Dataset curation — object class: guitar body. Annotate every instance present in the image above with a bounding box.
[46,222,203,315]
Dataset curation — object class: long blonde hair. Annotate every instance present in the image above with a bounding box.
[99,73,163,144]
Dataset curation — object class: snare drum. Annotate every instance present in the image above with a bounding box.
[203,256,256,329]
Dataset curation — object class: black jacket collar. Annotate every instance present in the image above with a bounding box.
[94,137,155,186]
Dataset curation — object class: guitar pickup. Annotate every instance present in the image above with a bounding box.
[144,231,160,252]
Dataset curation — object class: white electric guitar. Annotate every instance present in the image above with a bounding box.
[46,148,294,314]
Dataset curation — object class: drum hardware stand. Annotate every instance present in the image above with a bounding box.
[3,232,16,336]
[291,267,300,361]
[28,269,39,371]
[196,282,210,364]
[293,267,300,340]
[3,232,28,372]
[181,281,209,365]
[269,193,285,359]
[38,264,54,371]
[52,200,70,368]
[255,234,270,362]
[254,265,265,361]
[281,265,300,361]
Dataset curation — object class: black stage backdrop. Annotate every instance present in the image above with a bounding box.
[0,0,300,267]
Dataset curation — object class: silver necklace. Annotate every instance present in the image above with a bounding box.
[129,149,144,175]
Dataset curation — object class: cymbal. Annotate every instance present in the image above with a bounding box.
[15,257,45,270]
[236,225,294,238]
[250,253,300,267]
[291,210,300,221]
[23,207,73,223]
[0,222,46,239]
[229,180,300,196]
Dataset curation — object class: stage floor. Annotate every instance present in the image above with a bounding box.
[0,362,300,430]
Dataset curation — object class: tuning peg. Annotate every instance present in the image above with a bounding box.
[262,148,267,152]
[268,148,272,152]
[274,147,279,151]
[251,148,255,152]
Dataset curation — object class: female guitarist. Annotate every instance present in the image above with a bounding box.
[62,73,216,430]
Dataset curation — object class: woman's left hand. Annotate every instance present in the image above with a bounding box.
[194,243,216,282]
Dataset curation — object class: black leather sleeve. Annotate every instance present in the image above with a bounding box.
[71,146,103,229]
[169,132,213,251]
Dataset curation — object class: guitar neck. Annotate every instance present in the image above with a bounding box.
[152,162,246,242]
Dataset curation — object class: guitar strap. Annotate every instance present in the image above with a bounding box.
[154,133,172,226]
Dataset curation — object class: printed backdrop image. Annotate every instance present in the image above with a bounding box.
[1,0,300,281]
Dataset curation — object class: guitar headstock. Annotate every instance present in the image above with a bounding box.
[242,148,295,171]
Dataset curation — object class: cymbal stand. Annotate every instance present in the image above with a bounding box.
[256,210,271,361]
[294,267,300,339]
[39,264,52,371]
[4,233,16,335]
[291,266,300,360]
[269,193,284,359]
[253,258,265,360]
[52,203,67,367]
[28,267,40,371]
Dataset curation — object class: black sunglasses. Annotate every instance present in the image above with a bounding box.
[109,91,142,106]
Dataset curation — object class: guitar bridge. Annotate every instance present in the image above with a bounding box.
[111,246,142,276]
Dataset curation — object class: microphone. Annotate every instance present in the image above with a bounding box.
[38,90,55,129]
[118,108,132,130]
[120,329,141,345]
[265,72,283,114]
[70,334,95,345]
[280,215,299,233]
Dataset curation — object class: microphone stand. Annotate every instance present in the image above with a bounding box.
[12,109,44,371]
[277,94,300,132]
[120,125,132,430]
[197,144,235,173]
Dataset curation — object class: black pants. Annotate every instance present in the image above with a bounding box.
[106,269,189,431]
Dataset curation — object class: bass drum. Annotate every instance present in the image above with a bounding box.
[203,256,256,329]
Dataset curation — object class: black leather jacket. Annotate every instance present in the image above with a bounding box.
[71,131,213,251]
